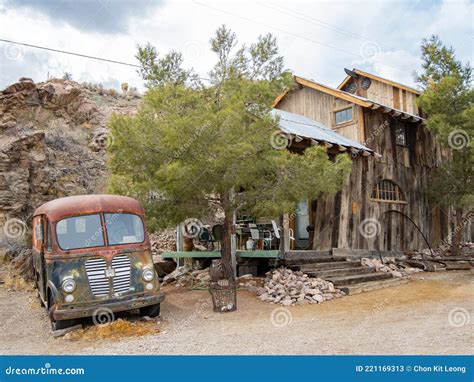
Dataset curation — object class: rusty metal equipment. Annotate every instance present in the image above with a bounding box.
[208,259,236,313]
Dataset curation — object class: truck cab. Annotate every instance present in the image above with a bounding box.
[32,194,164,330]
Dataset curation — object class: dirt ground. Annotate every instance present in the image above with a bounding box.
[0,271,472,355]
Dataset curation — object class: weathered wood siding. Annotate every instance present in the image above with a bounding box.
[276,84,466,251]
[341,77,419,115]
[312,109,450,251]
[277,87,363,142]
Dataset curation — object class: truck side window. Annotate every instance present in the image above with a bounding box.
[46,222,52,251]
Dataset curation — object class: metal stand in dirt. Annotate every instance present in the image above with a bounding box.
[208,259,237,312]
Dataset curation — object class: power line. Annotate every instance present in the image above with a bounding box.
[258,2,372,42]
[0,38,211,81]
[0,38,141,67]
[192,0,359,57]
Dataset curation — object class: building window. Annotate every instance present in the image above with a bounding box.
[334,107,353,125]
[395,123,407,146]
[371,180,406,203]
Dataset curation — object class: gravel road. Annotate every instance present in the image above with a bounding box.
[1,271,472,355]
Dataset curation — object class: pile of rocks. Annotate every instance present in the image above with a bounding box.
[149,229,176,254]
[408,242,474,260]
[162,266,211,288]
[257,268,345,306]
[361,257,421,277]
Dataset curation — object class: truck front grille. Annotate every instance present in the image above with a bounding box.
[85,255,132,297]
[111,255,131,295]
[85,257,109,296]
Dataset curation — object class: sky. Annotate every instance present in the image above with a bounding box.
[0,0,472,92]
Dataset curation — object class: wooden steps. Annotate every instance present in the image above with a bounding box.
[327,272,393,286]
[282,251,333,265]
[296,260,361,272]
[306,266,375,279]
[280,250,410,295]
[338,277,409,295]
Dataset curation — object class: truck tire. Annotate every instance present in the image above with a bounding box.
[48,294,75,331]
[140,303,161,318]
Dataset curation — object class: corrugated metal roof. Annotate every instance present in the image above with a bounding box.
[272,108,373,153]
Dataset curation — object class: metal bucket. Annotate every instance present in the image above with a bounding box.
[209,280,237,313]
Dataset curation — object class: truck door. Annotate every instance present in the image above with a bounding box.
[32,216,47,302]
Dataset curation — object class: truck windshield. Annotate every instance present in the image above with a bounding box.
[104,213,145,245]
[56,214,104,250]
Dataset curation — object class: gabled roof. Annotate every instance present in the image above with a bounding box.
[273,75,425,124]
[338,68,421,95]
[272,108,377,157]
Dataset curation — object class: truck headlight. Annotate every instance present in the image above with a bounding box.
[62,278,76,293]
[142,268,155,282]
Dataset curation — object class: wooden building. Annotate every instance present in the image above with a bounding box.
[273,69,454,252]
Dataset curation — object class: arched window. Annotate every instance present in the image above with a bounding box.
[371,180,406,203]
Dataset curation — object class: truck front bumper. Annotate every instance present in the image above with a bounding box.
[53,293,165,321]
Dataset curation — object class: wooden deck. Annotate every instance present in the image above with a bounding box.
[161,250,280,259]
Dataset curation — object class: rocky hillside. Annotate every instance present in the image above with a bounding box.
[0,77,140,227]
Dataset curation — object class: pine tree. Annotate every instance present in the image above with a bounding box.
[416,35,474,255]
[108,26,351,261]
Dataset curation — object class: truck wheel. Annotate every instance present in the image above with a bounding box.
[50,317,76,331]
[48,294,74,331]
[140,303,161,318]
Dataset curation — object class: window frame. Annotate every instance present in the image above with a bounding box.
[55,213,106,251]
[54,212,146,251]
[333,106,354,127]
[394,122,407,147]
[104,212,146,246]
[370,179,407,204]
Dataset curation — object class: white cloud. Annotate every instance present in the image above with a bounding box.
[0,0,471,91]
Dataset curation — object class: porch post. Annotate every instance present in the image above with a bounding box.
[280,213,290,258]
[231,209,237,276]
[176,224,184,267]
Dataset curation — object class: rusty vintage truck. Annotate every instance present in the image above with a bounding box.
[32,194,165,330]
